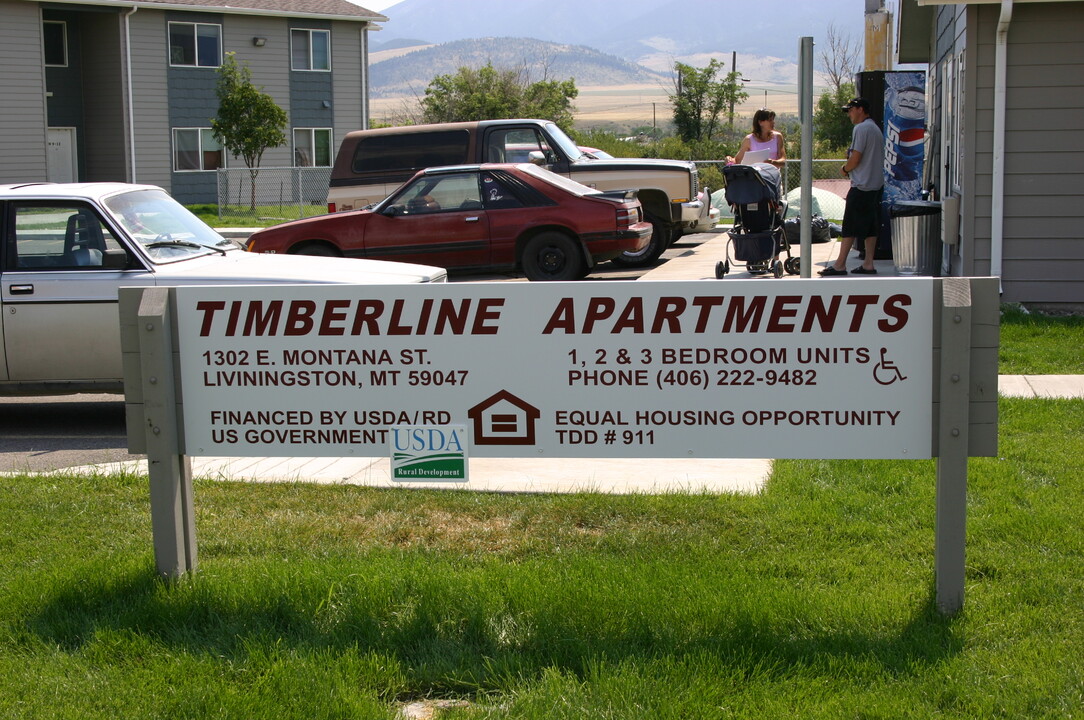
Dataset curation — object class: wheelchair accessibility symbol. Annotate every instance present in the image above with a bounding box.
[873,347,908,386]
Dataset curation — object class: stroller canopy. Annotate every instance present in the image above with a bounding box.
[723,162,782,206]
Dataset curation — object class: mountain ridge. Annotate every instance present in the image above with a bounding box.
[369,0,864,65]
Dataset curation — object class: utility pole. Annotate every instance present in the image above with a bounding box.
[729,51,737,126]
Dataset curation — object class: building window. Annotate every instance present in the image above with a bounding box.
[291,28,330,71]
[169,22,222,67]
[294,128,332,166]
[173,128,224,171]
[43,21,68,67]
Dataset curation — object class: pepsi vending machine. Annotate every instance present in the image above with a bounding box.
[856,70,927,257]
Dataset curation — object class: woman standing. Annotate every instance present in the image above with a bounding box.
[734,108,786,167]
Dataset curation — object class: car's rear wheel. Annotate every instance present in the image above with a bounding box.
[521,232,586,281]
[291,241,342,257]
[611,213,670,268]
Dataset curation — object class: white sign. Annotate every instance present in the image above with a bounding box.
[173,279,933,459]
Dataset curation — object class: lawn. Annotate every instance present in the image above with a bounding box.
[1,309,1081,718]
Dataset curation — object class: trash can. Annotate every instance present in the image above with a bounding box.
[889,201,941,275]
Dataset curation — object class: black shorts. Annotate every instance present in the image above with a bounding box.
[842,187,883,239]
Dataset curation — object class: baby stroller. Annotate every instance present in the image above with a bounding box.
[715,163,800,278]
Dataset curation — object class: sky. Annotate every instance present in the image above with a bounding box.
[356,0,398,12]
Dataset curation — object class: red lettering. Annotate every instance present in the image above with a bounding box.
[879,294,911,331]
[651,297,686,333]
[542,298,576,334]
[846,295,878,332]
[196,301,225,337]
[582,297,616,334]
[284,300,316,336]
[318,299,350,336]
[766,295,801,332]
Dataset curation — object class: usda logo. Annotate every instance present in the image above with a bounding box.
[390,425,469,482]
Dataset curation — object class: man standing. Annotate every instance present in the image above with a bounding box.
[819,97,885,276]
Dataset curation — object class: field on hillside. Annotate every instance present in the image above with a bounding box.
[368,82,805,132]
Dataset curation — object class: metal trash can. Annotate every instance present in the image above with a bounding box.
[889,201,941,275]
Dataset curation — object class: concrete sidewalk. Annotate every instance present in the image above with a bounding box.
[65,232,1083,494]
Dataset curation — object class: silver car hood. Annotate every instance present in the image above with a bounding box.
[152,249,447,284]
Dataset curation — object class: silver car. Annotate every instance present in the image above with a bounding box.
[0,182,446,396]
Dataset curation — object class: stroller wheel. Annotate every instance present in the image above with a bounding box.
[715,260,728,278]
[784,257,801,275]
[772,260,784,278]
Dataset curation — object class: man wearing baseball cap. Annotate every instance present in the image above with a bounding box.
[820,97,884,276]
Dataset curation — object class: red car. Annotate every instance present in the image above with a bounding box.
[246,163,651,281]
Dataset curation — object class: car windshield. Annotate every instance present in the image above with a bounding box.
[103,189,236,263]
[544,123,586,161]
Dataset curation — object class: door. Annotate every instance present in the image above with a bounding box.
[1,201,150,383]
[364,171,491,269]
[46,128,78,183]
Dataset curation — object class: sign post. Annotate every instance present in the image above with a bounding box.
[135,288,196,578]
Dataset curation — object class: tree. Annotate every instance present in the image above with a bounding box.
[211,52,288,209]
[819,22,861,95]
[421,63,578,133]
[670,60,747,143]
[813,81,857,154]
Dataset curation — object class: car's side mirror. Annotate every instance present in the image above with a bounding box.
[102,248,130,269]
[527,150,546,166]
[384,204,406,217]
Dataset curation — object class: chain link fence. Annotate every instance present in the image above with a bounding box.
[216,167,333,225]
[696,159,849,221]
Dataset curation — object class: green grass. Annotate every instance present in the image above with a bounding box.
[2,308,1080,717]
[999,305,1084,374]
[188,204,327,229]
[3,397,1083,718]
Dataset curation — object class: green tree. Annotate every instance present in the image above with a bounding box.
[211,52,288,209]
[670,60,747,143]
[813,81,857,154]
[421,63,578,133]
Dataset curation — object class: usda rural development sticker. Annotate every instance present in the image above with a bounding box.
[390,425,469,482]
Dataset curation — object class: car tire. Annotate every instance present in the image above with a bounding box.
[610,213,670,268]
[291,242,342,257]
[521,232,586,281]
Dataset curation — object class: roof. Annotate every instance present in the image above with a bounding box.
[30,0,387,23]
[0,181,165,200]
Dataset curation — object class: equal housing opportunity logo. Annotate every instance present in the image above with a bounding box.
[390,425,469,482]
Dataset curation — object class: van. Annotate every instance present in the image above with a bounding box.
[328,119,711,266]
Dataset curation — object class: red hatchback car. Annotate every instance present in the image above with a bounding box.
[246,163,651,281]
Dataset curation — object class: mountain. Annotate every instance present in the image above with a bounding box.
[369,37,669,98]
[369,0,865,65]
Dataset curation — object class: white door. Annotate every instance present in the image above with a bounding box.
[46,128,78,183]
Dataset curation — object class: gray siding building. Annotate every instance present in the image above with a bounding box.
[896,0,1084,308]
[1,0,385,203]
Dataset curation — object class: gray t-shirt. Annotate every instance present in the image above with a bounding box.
[848,118,884,191]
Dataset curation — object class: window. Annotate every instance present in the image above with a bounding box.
[397,173,481,215]
[169,22,222,67]
[173,128,224,172]
[352,130,470,173]
[293,128,332,167]
[13,204,122,270]
[291,28,330,71]
[43,21,67,67]
[485,128,555,164]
